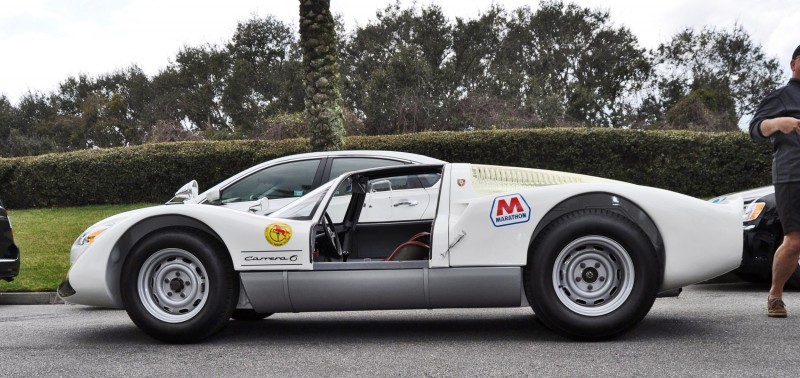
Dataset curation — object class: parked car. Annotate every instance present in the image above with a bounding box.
[710,186,794,286]
[0,199,20,282]
[60,162,742,342]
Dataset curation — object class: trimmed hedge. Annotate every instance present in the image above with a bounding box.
[0,129,772,209]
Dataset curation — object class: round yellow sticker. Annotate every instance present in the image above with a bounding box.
[265,223,292,246]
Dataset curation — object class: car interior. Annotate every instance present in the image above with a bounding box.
[313,166,443,265]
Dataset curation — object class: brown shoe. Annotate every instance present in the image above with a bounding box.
[768,297,787,318]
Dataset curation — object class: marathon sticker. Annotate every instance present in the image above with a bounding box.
[490,194,531,227]
[265,223,292,246]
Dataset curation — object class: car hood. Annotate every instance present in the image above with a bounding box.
[87,206,159,228]
[729,186,774,203]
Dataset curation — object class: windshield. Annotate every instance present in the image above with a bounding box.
[270,182,333,221]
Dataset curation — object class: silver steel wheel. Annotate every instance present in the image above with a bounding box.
[552,235,635,316]
[137,248,209,323]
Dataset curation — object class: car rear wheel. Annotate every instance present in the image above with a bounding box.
[121,229,237,343]
[524,209,661,340]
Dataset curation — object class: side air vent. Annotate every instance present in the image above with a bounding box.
[470,164,618,194]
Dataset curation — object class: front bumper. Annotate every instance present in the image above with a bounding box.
[57,276,76,299]
[735,208,781,276]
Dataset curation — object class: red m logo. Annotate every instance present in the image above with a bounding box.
[496,197,524,216]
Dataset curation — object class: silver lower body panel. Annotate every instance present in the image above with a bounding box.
[240,267,522,313]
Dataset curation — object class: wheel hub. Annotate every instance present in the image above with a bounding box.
[137,248,209,323]
[552,235,635,317]
[169,277,185,292]
[582,267,599,283]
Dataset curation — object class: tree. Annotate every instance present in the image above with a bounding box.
[644,25,783,127]
[0,95,20,141]
[169,45,231,133]
[224,15,304,137]
[300,0,345,151]
[498,1,651,127]
[37,67,155,149]
[663,82,739,131]
[341,3,455,134]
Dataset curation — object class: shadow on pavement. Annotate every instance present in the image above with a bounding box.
[67,309,710,346]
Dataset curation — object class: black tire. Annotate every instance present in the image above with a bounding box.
[120,229,238,343]
[524,209,661,340]
[231,309,274,321]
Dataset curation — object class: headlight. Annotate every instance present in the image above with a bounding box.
[743,202,766,222]
[75,225,111,246]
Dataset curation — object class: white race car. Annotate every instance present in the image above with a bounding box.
[59,163,742,342]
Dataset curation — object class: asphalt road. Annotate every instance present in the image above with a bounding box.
[1,282,798,376]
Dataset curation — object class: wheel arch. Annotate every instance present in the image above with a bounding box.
[104,215,231,307]
[528,192,665,271]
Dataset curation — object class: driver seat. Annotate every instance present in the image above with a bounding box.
[385,232,430,261]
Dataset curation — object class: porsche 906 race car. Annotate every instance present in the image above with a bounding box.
[59,163,743,342]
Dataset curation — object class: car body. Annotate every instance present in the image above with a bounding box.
[0,199,20,282]
[60,163,743,342]
[711,186,795,286]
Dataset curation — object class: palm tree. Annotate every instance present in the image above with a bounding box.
[299,0,345,151]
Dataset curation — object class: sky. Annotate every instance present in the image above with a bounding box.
[1,0,798,106]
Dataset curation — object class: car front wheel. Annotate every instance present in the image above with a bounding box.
[121,229,238,343]
[524,209,661,340]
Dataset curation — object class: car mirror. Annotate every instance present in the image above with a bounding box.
[167,180,199,204]
[205,189,221,205]
[248,197,269,213]
[369,180,392,193]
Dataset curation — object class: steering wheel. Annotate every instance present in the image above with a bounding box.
[320,212,343,258]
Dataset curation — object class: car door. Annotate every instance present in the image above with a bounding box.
[325,157,406,222]
[218,158,324,215]
[360,173,440,222]
[351,173,439,258]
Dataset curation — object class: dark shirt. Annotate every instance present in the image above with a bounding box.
[750,79,800,183]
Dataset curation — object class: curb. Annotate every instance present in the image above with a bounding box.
[0,292,64,305]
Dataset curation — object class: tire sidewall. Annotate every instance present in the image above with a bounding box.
[121,230,237,343]
[526,211,660,339]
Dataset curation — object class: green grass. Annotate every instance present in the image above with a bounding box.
[0,203,155,292]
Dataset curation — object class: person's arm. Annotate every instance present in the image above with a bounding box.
[750,90,785,141]
[760,117,800,137]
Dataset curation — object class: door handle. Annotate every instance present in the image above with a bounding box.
[393,200,419,207]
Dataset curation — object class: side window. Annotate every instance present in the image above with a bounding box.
[368,173,441,192]
[329,158,404,180]
[220,159,321,203]
[417,173,441,188]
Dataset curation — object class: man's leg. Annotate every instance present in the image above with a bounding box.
[768,232,800,316]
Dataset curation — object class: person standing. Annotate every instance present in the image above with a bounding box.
[750,44,800,317]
